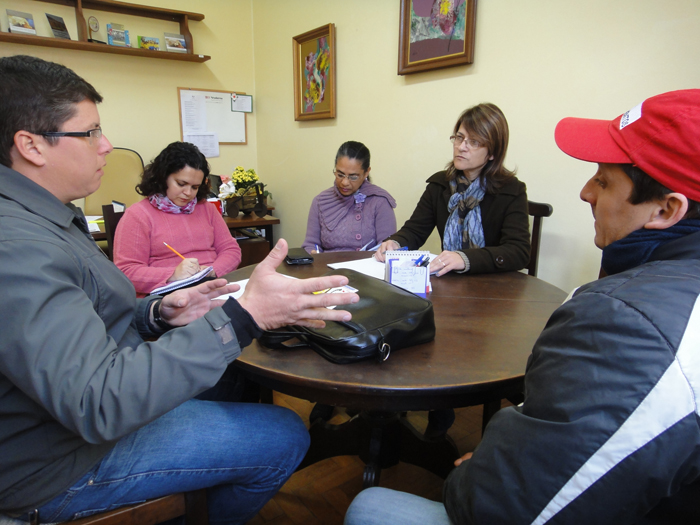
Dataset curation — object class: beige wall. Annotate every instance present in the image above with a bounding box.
[3,1,700,292]
[251,0,700,292]
[0,0,259,205]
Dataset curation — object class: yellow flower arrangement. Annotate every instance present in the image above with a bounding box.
[219,166,272,200]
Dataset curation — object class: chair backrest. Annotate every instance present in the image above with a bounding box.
[102,204,125,261]
[84,148,144,216]
[527,200,553,277]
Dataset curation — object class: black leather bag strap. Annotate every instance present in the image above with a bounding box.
[259,329,308,349]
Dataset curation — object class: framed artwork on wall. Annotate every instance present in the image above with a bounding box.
[398,0,477,75]
[293,23,336,121]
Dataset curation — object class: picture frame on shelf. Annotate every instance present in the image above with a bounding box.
[164,32,187,53]
[46,14,70,40]
[397,0,477,75]
[292,23,336,121]
[107,23,130,47]
[137,36,160,50]
[7,10,36,35]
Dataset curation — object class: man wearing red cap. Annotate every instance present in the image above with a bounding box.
[345,90,700,524]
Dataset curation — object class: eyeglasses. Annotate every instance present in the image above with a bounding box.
[32,128,103,142]
[333,169,362,182]
[450,134,483,149]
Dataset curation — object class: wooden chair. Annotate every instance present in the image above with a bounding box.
[1,490,207,525]
[65,489,208,525]
[526,200,554,277]
[102,204,125,262]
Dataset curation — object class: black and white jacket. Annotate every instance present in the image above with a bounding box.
[445,230,700,524]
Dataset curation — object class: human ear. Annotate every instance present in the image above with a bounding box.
[644,193,689,230]
[12,130,48,168]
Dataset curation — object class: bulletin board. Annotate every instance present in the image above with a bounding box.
[178,87,248,145]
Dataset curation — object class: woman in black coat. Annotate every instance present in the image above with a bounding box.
[376,103,530,277]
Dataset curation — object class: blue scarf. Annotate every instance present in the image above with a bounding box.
[443,175,486,251]
[601,218,700,275]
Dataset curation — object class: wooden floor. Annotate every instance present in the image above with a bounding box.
[248,393,497,525]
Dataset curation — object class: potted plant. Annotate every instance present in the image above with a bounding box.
[219,166,272,216]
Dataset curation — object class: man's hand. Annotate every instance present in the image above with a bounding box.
[159,279,240,327]
[454,452,473,467]
[373,240,400,262]
[238,239,359,330]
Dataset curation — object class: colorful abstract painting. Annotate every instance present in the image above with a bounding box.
[301,36,331,114]
[294,24,335,120]
[410,0,466,62]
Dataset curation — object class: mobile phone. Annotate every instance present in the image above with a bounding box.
[285,248,314,265]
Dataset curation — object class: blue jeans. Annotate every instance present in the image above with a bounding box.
[344,487,452,525]
[33,399,309,525]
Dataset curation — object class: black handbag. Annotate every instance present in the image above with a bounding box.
[260,268,435,364]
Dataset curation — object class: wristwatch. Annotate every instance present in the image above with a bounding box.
[151,299,172,331]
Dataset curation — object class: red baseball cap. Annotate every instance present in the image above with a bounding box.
[555,89,700,202]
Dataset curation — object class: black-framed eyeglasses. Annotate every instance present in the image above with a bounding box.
[32,128,103,141]
[333,169,362,182]
[450,134,483,149]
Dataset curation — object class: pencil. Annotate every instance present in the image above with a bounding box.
[163,242,186,260]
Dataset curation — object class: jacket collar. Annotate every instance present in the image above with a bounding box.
[649,229,700,262]
[427,170,522,196]
[0,163,82,230]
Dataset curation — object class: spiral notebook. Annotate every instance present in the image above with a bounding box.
[384,250,431,297]
[150,266,214,295]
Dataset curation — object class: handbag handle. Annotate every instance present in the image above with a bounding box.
[259,329,308,349]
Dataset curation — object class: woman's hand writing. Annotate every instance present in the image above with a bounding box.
[168,258,200,282]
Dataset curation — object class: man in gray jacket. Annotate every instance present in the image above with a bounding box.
[345,91,700,524]
[0,55,359,524]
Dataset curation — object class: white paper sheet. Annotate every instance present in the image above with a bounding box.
[327,257,385,280]
[183,132,220,158]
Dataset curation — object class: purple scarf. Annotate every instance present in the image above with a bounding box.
[148,194,197,215]
[317,181,396,231]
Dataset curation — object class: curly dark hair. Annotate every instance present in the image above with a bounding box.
[136,142,211,201]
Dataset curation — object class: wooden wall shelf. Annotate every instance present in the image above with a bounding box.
[1,0,210,62]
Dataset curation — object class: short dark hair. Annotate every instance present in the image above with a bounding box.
[335,141,371,182]
[621,164,700,220]
[0,55,103,168]
[136,142,211,201]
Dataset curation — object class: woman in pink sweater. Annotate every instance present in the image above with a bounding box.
[114,142,241,297]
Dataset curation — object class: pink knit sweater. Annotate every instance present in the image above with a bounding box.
[114,199,241,296]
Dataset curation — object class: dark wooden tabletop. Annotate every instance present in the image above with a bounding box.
[223,214,280,228]
[227,252,566,412]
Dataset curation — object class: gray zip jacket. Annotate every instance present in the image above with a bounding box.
[0,164,244,514]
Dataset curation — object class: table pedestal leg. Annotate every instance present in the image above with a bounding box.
[298,410,460,488]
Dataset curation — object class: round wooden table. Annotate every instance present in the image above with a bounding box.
[226,251,566,485]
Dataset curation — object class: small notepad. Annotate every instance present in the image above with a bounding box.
[384,250,430,297]
[150,266,214,295]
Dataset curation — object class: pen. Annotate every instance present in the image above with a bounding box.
[359,240,375,251]
[414,255,426,266]
[163,242,186,260]
[368,243,382,251]
[315,244,322,253]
